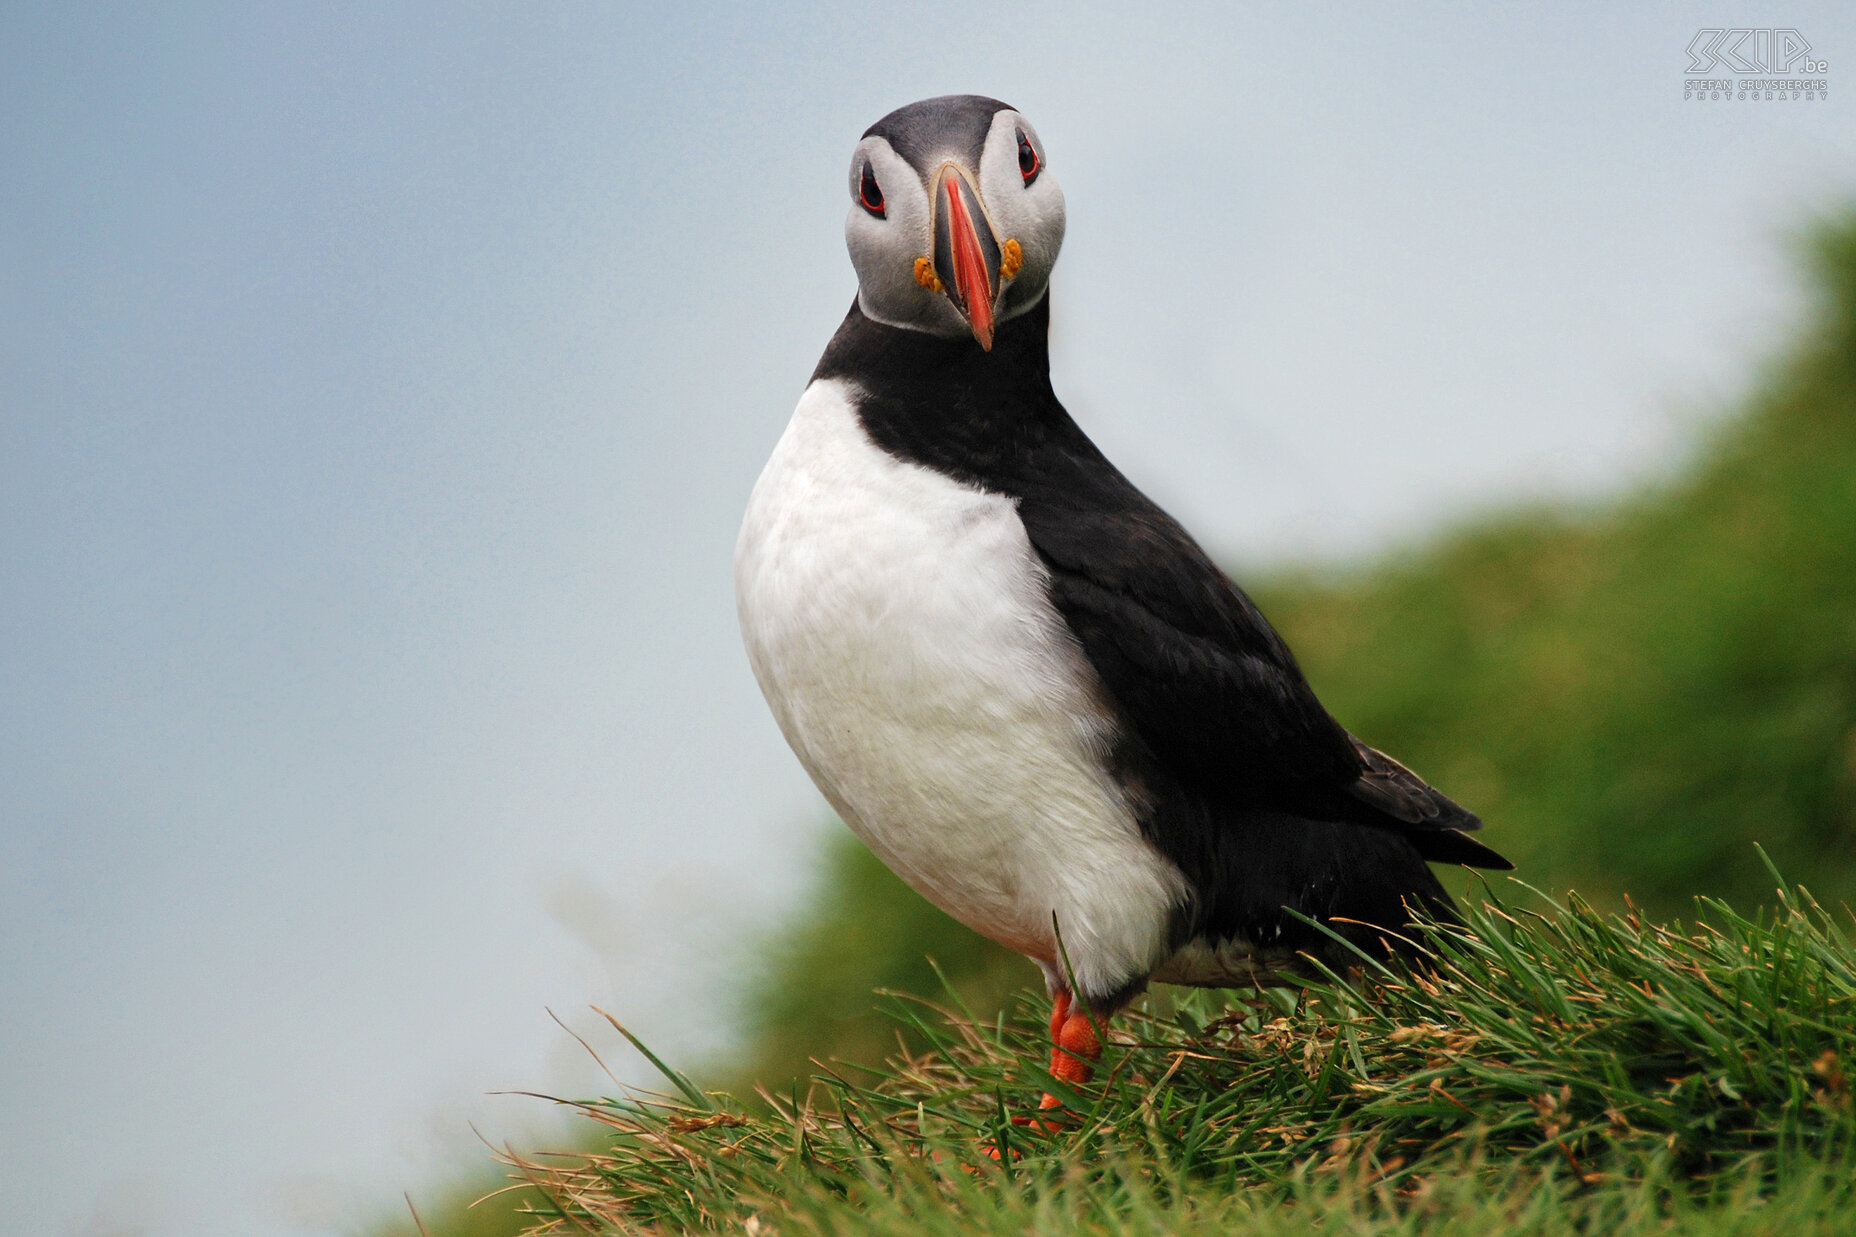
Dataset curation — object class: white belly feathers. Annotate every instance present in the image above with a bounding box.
[735,379,1187,998]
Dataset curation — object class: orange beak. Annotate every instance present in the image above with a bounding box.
[932,165,1002,350]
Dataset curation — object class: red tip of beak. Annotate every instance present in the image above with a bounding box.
[941,175,995,351]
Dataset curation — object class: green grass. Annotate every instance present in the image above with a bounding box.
[491,867,1856,1234]
[480,1166,1856,1236]
[492,1166,1856,1236]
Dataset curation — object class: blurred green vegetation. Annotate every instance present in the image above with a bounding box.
[370,211,1856,1236]
[734,209,1856,1090]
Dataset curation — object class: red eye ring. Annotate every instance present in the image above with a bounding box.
[858,162,885,217]
[1016,131,1040,185]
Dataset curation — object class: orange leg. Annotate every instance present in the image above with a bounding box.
[1039,992,1103,1114]
[1050,1000,1102,1081]
[1049,990,1071,1040]
[989,993,1106,1154]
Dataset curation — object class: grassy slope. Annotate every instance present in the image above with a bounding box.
[374,213,1856,1235]
[511,879,1856,1235]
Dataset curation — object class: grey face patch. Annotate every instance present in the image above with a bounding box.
[862,94,1013,183]
[845,98,1063,340]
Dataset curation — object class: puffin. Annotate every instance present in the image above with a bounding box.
[735,95,1509,1102]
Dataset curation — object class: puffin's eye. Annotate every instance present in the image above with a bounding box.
[1016,130,1040,185]
[858,162,885,217]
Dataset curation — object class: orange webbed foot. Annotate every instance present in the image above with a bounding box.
[984,992,1109,1154]
[1036,991,1104,1118]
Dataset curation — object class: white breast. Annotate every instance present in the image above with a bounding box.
[735,378,1188,999]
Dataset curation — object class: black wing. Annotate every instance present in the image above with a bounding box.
[810,294,1504,868]
[1017,476,1505,868]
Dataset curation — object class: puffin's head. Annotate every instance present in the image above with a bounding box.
[844,95,1065,351]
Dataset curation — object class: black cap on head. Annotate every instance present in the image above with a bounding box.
[862,94,1014,178]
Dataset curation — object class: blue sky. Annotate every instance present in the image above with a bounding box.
[2,4,1852,1234]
